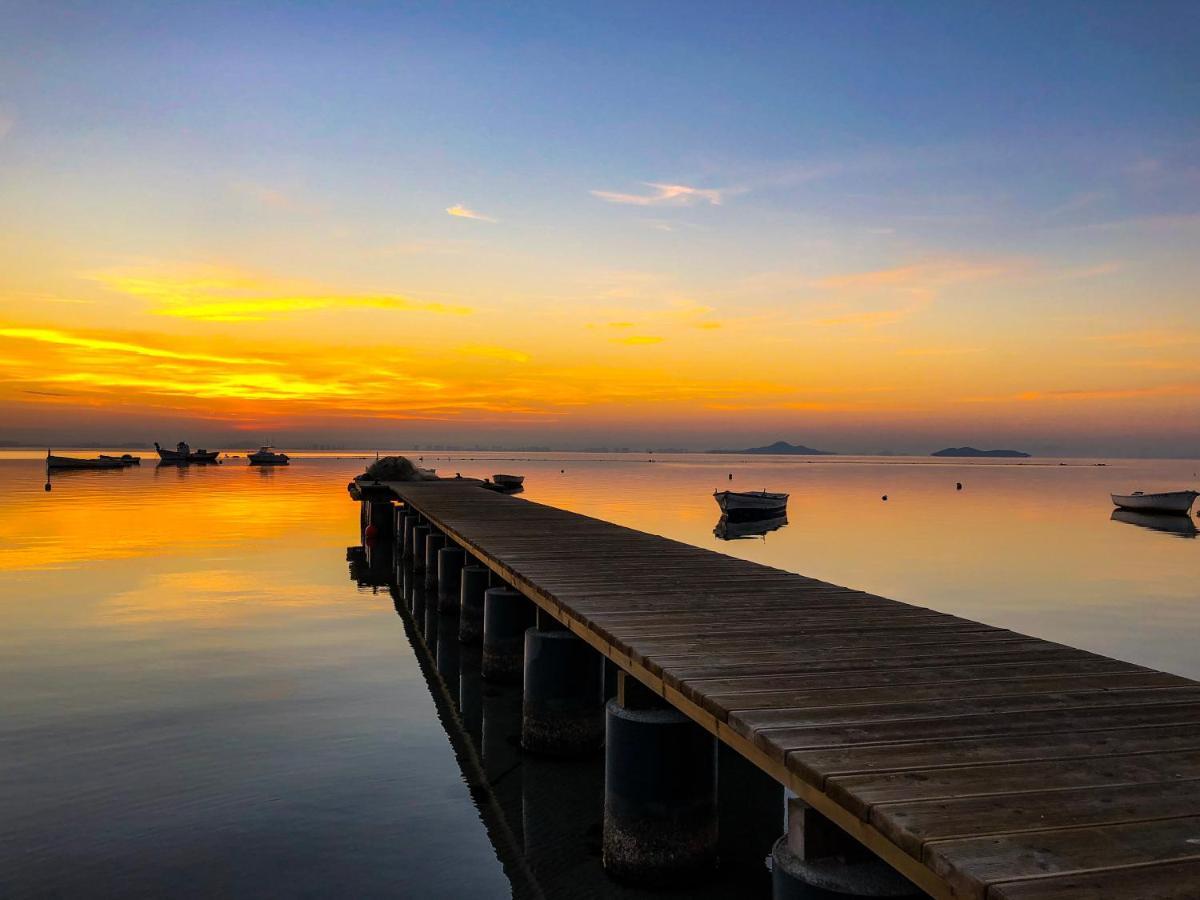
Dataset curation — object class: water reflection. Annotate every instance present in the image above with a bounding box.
[1110,508,1199,539]
[713,513,788,541]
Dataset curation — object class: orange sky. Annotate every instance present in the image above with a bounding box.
[1,6,1198,455]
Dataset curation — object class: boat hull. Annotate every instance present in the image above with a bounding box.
[1110,491,1198,514]
[714,490,789,516]
[47,455,125,470]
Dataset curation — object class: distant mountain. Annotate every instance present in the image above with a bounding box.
[931,446,1030,458]
[711,440,835,456]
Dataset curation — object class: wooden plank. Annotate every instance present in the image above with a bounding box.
[874,778,1200,859]
[786,722,1200,786]
[925,816,1200,898]
[988,858,1200,899]
[831,749,1200,818]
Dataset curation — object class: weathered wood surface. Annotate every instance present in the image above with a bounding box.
[381,480,1200,900]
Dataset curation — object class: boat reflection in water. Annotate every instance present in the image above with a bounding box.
[714,513,788,541]
[348,500,779,899]
[1110,508,1198,539]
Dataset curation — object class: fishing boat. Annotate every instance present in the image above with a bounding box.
[98,454,141,466]
[1110,490,1198,515]
[154,442,221,464]
[248,446,289,465]
[46,452,126,470]
[492,473,524,488]
[713,489,789,517]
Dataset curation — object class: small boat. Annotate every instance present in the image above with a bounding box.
[46,452,126,470]
[714,513,788,541]
[248,446,289,465]
[492,473,524,488]
[98,454,141,466]
[1111,509,1198,538]
[155,441,221,464]
[1110,490,1198,515]
[713,489,789,517]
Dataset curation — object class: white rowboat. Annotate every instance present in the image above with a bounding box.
[713,489,789,515]
[1110,490,1198,515]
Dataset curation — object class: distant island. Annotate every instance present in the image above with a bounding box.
[931,447,1031,458]
[710,440,836,456]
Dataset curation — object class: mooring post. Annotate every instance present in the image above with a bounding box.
[771,799,922,899]
[393,506,410,547]
[400,513,418,560]
[411,524,430,573]
[424,532,446,587]
[437,546,465,613]
[367,500,394,539]
[459,565,489,644]
[603,670,718,885]
[521,610,604,756]
[481,586,535,682]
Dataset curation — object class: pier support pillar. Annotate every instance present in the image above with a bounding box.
[771,800,922,899]
[367,501,394,539]
[459,565,489,644]
[481,587,535,682]
[398,511,418,558]
[410,525,430,573]
[424,533,446,587]
[522,622,604,756]
[603,671,717,885]
[437,546,465,613]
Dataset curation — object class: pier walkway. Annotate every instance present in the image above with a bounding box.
[379,480,1200,899]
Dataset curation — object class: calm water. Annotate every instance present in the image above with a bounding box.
[2,450,1198,898]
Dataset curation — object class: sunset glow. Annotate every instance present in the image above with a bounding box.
[1,4,1197,454]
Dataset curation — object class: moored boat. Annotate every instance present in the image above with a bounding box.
[155,442,221,464]
[248,446,289,465]
[713,489,789,516]
[1110,490,1198,515]
[98,454,141,466]
[46,451,126,470]
[492,473,524,488]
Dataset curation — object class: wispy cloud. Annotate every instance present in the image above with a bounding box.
[89,266,472,322]
[0,327,277,366]
[446,204,497,222]
[590,183,726,207]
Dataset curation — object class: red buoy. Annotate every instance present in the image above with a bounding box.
[364,524,379,540]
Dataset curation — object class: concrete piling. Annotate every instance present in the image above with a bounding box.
[481,586,535,682]
[401,514,419,559]
[770,800,921,899]
[459,565,489,644]
[411,524,430,573]
[522,621,604,756]
[603,671,718,885]
[437,546,465,613]
[424,532,446,587]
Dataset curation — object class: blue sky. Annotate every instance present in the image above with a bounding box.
[0,2,1197,453]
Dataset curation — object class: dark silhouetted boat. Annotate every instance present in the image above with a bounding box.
[248,446,289,465]
[492,473,524,489]
[155,442,220,464]
[46,451,125,470]
[98,454,141,466]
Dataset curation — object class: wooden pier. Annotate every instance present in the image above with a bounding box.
[371,479,1200,899]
